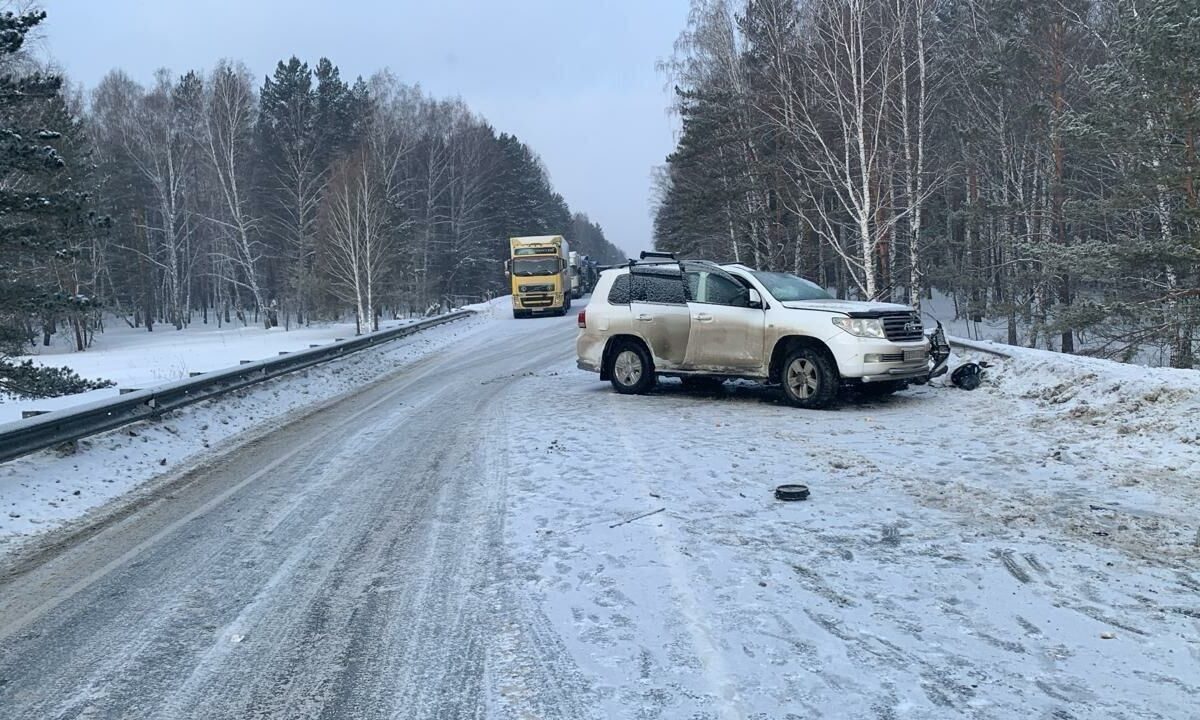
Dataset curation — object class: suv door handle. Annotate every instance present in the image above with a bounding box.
[694,313,714,322]
[636,314,654,322]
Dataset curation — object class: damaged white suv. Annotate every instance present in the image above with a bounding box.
[576,254,938,409]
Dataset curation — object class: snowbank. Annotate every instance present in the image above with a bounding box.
[960,339,1200,440]
[1,315,422,424]
[943,340,1200,565]
[460,295,512,314]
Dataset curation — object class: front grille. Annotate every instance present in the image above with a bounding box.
[880,353,904,362]
[882,313,924,342]
[520,283,553,293]
[523,295,554,307]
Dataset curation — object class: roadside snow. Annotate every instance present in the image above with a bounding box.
[461,295,513,315]
[500,341,1199,718]
[0,310,497,551]
[0,315,422,424]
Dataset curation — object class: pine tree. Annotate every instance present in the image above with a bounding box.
[258,57,320,327]
[1074,0,1200,366]
[1,10,111,395]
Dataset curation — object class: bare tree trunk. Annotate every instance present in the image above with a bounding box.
[202,62,268,327]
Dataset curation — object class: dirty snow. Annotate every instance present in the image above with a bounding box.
[501,340,1200,718]
[0,312,494,549]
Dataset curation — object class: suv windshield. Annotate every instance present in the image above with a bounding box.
[512,257,559,277]
[751,271,832,302]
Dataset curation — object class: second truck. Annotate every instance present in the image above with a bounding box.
[507,235,572,318]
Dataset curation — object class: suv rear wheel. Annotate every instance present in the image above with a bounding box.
[780,347,837,409]
[608,340,655,395]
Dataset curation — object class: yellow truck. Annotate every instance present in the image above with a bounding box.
[507,235,572,318]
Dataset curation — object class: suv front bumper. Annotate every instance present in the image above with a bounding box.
[830,335,932,383]
[859,362,932,383]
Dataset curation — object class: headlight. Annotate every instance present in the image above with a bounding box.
[832,316,886,338]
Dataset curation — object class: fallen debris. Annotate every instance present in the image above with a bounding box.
[952,362,986,390]
[609,507,666,529]
[774,484,810,502]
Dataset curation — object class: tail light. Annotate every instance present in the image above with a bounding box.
[577,309,587,328]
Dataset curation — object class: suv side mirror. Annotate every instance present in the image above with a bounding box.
[747,288,764,309]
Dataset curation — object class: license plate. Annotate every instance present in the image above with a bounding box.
[904,349,926,362]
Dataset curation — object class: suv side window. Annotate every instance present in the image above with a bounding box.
[608,274,631,304]
[686,270,750,307]
[632,272,686,305]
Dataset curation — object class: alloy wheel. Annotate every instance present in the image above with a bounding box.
[786,358,819,399]
[614,350,643,387]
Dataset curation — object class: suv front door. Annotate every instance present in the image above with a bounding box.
[682,263,767,372]
[629,269,691,370]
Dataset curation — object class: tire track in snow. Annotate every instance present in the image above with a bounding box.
[605,393,747,720]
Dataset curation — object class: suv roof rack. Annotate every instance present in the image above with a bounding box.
[639,251,677,261]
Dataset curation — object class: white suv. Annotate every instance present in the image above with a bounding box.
[575,256,932,409]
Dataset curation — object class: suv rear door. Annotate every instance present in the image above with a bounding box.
[629,268,691,370]
[682,263,767,372]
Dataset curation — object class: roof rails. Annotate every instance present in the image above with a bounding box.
[596,251,683,272]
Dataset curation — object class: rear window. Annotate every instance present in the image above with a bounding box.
[608,271,687,305]
[632,272,686,304]
[608,275,631,304]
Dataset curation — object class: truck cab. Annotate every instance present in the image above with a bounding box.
[508,235,572,318]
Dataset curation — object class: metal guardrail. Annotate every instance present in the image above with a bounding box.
[0,310,474,465]
[947,335,1014,359]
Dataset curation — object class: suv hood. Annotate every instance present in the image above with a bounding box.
[780,298,914,317]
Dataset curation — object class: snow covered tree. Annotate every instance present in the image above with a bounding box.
[1,9,111,393]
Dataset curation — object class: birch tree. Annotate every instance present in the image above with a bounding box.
[201,61,267,325]
[111,69,195,329]
[787,0,904,299]
[321,148,391,333]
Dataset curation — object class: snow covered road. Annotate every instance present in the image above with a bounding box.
[1,305,1196,719]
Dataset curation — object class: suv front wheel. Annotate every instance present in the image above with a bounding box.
[780,346,837,409]
[608,340,656,395]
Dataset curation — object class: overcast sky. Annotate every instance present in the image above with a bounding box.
[39,0,690,257]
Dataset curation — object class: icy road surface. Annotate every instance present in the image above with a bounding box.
[1,304,1197,719]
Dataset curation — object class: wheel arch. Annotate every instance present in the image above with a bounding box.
[601,334,653,381]
[768,335,840,384]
